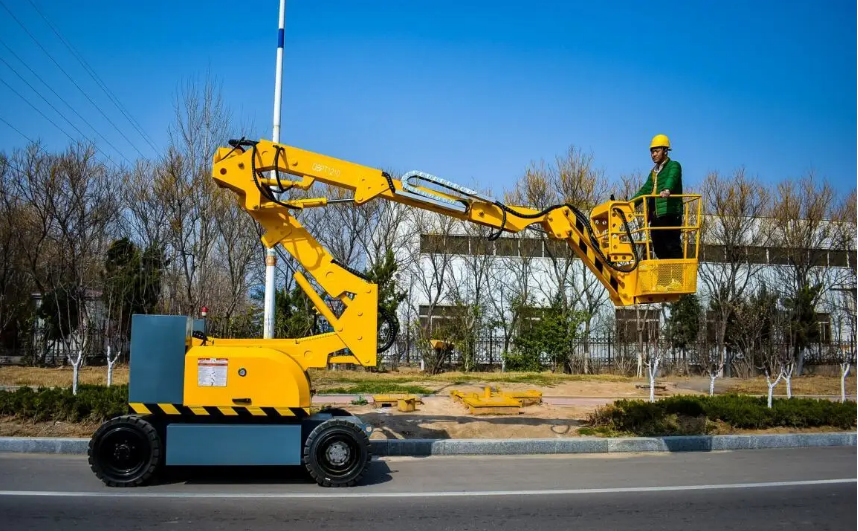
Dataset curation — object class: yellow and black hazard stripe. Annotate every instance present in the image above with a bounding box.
[572,218,621,292]
[128,403,310,419]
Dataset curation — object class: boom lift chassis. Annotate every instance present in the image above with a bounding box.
[87,138,701,488]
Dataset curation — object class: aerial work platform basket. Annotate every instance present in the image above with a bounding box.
[588,193,702,304]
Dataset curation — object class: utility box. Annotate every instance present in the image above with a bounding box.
[128,314,191,405]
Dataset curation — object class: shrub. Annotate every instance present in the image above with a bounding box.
[702,394,772,429]
[0,384,128,423]
[501,352,542,372]
[588,399,709,437]
[659,395,706,417]
[585,394,856,436]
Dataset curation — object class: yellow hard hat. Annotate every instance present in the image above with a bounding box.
[650,134,671,150]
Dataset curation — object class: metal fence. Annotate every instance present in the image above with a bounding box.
[3,326,853,376]
[0,326,127,367]
[379,332,856,375]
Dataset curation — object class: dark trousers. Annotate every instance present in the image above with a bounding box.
[650,214,682,259]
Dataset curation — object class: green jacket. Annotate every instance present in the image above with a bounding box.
[631,158,683,218]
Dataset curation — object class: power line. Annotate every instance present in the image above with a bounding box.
[0,115,36,144]
[0,77,76,142]
[0,115,37,177]
[0,50,132,165]
[26,0,160,154]
[0,0,147,160]
[0,77,123,168]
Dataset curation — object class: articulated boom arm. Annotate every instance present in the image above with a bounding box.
[211,139,700,368]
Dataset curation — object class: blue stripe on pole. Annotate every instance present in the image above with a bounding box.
[278,28,284,48]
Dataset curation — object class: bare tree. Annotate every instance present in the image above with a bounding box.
[485,186,540,364]
[634,305,662,402]
[698,169,771,380]
[444,218,494,371]
[0,155,34,351]
[159,74,232,317]
[26,143,119,391]
[768,173,838,375]
[520,146,612,372]
[123,159,168,254]
[614,171,645,203]
[703,352,724,396]
[839,351,854,403]
[407,209,456,354]
[210,188,261,333]
[306,185,366,269]
[829,278,856,403]
[356,171,414,271]
[830,190,857,402]
[487,248,535,364]
[731,283,783,407]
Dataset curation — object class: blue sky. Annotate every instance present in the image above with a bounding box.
[0,0,854,199]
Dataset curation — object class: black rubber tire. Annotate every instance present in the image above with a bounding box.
[88,415,161,487]
[377,308,398,354]
[302,418,371,487]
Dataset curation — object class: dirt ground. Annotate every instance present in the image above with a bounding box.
[421,379,701,399]
[348,399,593,440]
[1,366,853,440]
[0,416,101,438]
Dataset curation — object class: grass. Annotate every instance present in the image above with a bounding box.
[578,426,622,437]
[4,365,628,392]
[322,382,435,395]
[5,365,850,399]
[722,374,856,396]
[0,366,129,387]
[310,368,631,388]
[434,372,632,386]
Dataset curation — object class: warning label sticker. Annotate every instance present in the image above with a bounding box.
[197,358,228,387]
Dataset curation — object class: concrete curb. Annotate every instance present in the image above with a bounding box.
[1,433,854,457]
[371,432,857,456]
[0,437,90,455]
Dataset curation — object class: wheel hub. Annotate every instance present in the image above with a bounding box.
[325,441,350,466]
[113,442,132,462]
[98,427,150,477]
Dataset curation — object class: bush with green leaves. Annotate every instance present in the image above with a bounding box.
[585,394,856,436]
[501,351,543,372]
[0,384,128,423]
[507,297,587,372]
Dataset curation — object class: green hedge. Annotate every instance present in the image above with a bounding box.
[585,394,857,437]
[0,385,129,423]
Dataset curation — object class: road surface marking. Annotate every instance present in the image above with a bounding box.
[0,478,853,499]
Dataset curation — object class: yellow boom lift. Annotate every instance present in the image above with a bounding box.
[87,138,701,488]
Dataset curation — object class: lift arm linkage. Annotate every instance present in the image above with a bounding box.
[210,138,701,368]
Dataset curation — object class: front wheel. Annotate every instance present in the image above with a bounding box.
[88,415,161,487]
[302,418,371,487]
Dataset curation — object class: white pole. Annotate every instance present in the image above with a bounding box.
[263,0,287,339]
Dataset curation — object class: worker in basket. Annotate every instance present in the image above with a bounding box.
[630,134,684,259]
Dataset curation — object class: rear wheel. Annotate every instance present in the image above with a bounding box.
[302,418,371,487]
[88,415,161,487]
[377,308,398,354]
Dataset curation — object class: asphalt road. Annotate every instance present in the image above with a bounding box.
[0,447,854,530]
